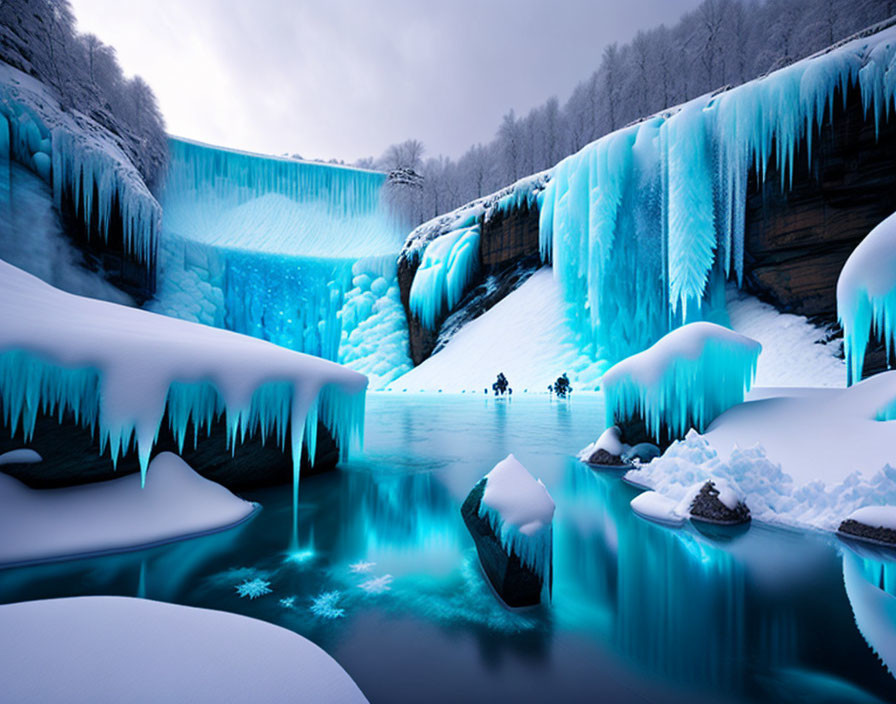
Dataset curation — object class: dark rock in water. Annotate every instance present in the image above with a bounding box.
[0,400,339,490]
[689,481,751,525]
[461,479,545,608]
[586,448,627,467]
[839,519,896,546]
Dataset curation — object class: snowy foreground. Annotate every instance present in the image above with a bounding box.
[0,452,255,568]
[625,373,896,531]
[0,597,368,703]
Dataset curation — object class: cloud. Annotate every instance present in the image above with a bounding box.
[70,0,701,162]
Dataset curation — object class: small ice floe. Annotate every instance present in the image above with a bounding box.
[839,505,896,546]
[0,449,42,466]
[630,491,686,527]
[310,591,345,619]
[359,575,393,594]
[235,578,272,600]
[349,560,376,574]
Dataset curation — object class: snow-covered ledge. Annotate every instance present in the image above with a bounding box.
[0,261,367,489]
[0,452,256,568]
[0,597,368,703]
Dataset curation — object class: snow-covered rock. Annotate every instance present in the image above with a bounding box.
[602,322,761,441]
[578,426,631,466]
[0,452,256,568]
[686,479,751,526]
[0,596,368,703]
[0,260,366,490]
[630,490,686,527]
[839,505,896,546]
[461,454,554,607]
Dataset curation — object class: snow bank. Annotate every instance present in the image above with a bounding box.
[0,596,368,703]
[626,372,896,530]
[602,322,761,440]
[0,260,367,488]
[0,448,40,465]
[391,267,606,392]
[0,63,160,269]
[478,454,555,587]
[838,211,896,384]
[0,452,255,567]
[539,25,896,366]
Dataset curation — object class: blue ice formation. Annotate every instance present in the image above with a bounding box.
[601,322,761,440]
[235,578,272,599]
[400,171,548,329]
[409,224,481,329]
[156,139,411,383]
[842,549,896,675]
[838,211,896,385]
[536,26,896,366]
[0,72,161,269]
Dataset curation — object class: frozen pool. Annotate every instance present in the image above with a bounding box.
[1,393,895,703]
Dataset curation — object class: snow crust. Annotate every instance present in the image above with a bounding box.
[838,211,896,384]
[0,596,368,703]
[626,372,896,530]
[391,267,606,392]
[539,25,896,366]
[0,63,160,269]
[478,454,555,587]
[0,260,367,488]
[0,452,255,567]
[602,322,761,439]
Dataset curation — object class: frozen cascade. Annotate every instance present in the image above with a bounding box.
[537,25,896,366]
[157,138,410,383]
[0,64,160,271]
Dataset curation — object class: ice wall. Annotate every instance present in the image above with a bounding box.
[539,25,896,366]
[0,64,160,271]
[157,139,410,382]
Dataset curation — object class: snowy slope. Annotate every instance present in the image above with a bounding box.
[0,452,255,568]
[0,597,368,703]
[391,267,606,393]
[727,288,845,387]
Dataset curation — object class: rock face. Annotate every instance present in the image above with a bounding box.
[398,205,542,366]
[689,481,751,525]
[586,448,628,466]
[0,402,339,490]
[839,519,896,546]
[460,479,544,608]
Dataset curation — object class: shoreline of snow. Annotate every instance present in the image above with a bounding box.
[0,452,258,569]
[0,596,368,703]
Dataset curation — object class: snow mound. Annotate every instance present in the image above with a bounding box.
[577,426,630,462]
[478,454,555,587]
[0,260,366,488]
[0,596,368,703]
[838,211,896,384]
[0,448,41,465]
[845,505,896,531]
[602,322,761,440]
[630,491,685,527]
[0,452,255,568]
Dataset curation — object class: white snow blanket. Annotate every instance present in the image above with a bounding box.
[626,372,896,530]
[0,452,255,567]
[0,596,368,703]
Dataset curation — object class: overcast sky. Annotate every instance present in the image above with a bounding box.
[69,0,701,163]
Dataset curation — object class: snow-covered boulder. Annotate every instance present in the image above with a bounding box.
[578,426,630,467]
[460,454,554,607]
[839,505,896,546]
[630,490,686,527]
[602,322,761,443]
[686,479,751,526]
[0,597,368,703]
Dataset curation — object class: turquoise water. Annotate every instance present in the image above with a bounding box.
[2,394,895,703]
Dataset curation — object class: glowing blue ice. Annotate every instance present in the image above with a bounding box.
[601,322,761,440]
[310,591,345,619]
[235,578,272,599]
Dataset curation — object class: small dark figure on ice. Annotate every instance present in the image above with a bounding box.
[548,373,572,398]
[492,373,511,396]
